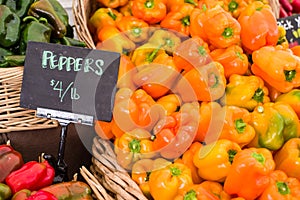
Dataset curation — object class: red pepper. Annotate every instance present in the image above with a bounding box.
[0,142,24,182]
[5,161,55,194]
[26,190,58,200]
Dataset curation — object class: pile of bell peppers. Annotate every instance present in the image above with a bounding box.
[0,0,86,67]
[0,141,93,200]
[91,0,300,199]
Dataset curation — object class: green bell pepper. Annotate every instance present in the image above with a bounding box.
[248,102,300,151]
[28,0,69,38]
[0,183,12,200]
[0,47,12,67]
[1,0,33,18]
[19,17,52,55]
[0,5,20,48]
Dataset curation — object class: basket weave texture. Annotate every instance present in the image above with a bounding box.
[0,67,58,133]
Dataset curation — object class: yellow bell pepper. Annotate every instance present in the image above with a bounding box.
[156,94,181,116]
[193,139,241,182]
[220,74,270,111]
[114,128,157,170]
[149,162,193,200]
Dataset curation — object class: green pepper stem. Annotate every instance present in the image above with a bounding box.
[184,0,198,6]
[129,139,141,153]
[170,167,182,176]
[228,0,238,13]
[252,88,264,103]
[284,70,296,82]
[181,15,190,26]
[198,46,207,56]
[222,27,234,39]
[144,0,154,9]
[228,149,238,164]
[252,152,265,164]
[235,118,246,134]
[183,189,198,200]
[276,181,290,195]
[146,46,161,63]
[107,8,117,20]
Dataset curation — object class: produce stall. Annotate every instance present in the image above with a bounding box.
[2,0,300,199]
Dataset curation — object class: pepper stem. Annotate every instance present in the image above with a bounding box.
[146,46,161,63]
[170,167,182,176]
[222,27,234,39]
[276,181,290,195]
[129,139,141,153]
[235,118,246,133]
[183,189,197,200]
[132,27,142,37]
[252,152,265,164]
[107,8,117,20]
[181,15,190,26]
[144,0,154,9]
[208,72,219,88]
[184,0,198,6]
[228,149,238,164]
[252,88,264,103]
[228,0,238,13]
[284,70,296,82]
[198,46,207,56]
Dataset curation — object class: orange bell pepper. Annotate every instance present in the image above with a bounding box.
[193,139,241,182]
[152,102,199,159]
[114,128,157,169]
[96,25,136,54]
[117,54,137,90]
[194,101,224,143]
[119,0,134,16]
[175,61,226,102]
[275,89,300,119]
[274,138,300,181]
[237,1,280,53]
[210,45,248,78]
[166,0,198,12]
[131,0,167,24]
[174,181,231,200]
[113,88,165,132]
[96,0,128,8]
[88,8,122,36]
[175,142,203,184]
[116,16,149,43]
[190,5,241,48]
[94,120,114,140]
[251,46,300,93]
[224,0,248,18]
[160,3,195,36]
[197,0,225,10]
[133,51,180,99]
[220,74,270,111]
[224,147,275,200]
[148,162,193,200]
[218,105,256,148]
[131,158,171,198]
[173,36,211,73]
[259,170,300,200]
[156,94,181,116]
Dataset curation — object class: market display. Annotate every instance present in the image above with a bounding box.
[2,0,300,199]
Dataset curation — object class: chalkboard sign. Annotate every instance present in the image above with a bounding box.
[20,41,120,122]
[277,14,300,46]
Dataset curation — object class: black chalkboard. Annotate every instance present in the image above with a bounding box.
[20,41,120,122]
[277,14,300,46]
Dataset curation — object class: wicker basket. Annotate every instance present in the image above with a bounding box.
[0,67,58,133]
